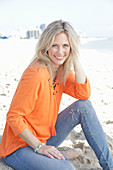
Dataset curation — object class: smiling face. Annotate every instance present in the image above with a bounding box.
[48,32,70,70]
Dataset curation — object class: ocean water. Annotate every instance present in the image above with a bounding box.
[81,37,113,52]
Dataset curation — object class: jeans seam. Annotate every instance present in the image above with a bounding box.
[53,110,78,146]
[81,111,110,170]
[54,107,83,145]
[56,109,75,129]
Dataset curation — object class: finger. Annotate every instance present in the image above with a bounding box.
[37,145,65,160]
[52,148,65,160]
[48,149,65,160]
[48,150,61,160]
[46,153,55,159]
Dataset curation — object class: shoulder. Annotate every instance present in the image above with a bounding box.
[21,62,49,82]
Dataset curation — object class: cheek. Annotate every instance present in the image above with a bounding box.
[66,49,70,55]
[48,49,56,56]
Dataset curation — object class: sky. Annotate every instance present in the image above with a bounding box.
[0,0,113,37]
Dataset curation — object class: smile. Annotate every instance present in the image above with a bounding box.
[54,56,64,60]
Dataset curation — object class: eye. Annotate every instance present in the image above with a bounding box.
[63,44,69,47]
[52,44,57,47]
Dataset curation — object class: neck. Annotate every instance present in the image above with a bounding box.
[52,70,58,81]
[51,64,59,81]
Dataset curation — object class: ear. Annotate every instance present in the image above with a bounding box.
[44,49,48,54]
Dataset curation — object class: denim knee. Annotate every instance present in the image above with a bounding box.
[73,99,96,118]
[75,99,91,109]
[75,100,94,112]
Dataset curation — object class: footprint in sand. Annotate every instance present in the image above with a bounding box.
[105,120,113,124]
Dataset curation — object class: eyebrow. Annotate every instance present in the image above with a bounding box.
[53,41,70,44]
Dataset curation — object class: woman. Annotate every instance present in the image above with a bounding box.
[0,20,113,170]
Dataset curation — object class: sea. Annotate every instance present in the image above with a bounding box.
[81,37,113,52]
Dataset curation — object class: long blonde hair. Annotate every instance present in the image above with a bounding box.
[30,20,80,84]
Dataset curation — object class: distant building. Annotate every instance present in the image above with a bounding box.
[40,24,46,31]
[26,27,42,39]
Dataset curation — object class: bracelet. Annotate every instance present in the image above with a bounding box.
[34,142,45,152]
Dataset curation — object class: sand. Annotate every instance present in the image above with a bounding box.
[0,39,113,169]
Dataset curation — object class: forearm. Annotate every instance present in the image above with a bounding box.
[74,58,86,84]
[19,128,65,160]
[19,128,41,149]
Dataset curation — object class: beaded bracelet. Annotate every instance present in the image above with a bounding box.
[34,142,45,152]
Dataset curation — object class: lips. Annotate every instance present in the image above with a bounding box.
[54,56,64,60]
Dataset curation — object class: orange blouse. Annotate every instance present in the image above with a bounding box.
[0,63,91,158]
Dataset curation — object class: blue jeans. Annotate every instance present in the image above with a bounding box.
[3,100,113,170]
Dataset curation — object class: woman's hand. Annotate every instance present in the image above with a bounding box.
[19,128,65,160]
[36,145,65,160]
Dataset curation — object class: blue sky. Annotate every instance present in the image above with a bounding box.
[0,0,113,37]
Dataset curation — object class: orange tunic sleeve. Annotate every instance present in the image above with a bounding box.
[7,67,41,136]
[63,71,91,100]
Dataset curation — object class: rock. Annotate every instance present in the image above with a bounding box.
[0,159,14,170]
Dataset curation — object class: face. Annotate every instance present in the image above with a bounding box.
[48,32,70,69]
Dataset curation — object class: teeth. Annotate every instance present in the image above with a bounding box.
[55,56,63,59]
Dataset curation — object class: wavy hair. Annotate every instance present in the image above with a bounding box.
[30,20,80,84]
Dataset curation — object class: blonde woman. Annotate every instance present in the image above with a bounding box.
[0,20,113,170]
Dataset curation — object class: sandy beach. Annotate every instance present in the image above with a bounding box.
[0,39,113,169]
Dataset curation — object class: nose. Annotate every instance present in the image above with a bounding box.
[57,47,64,55]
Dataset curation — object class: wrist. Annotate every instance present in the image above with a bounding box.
[34,142,45,152]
